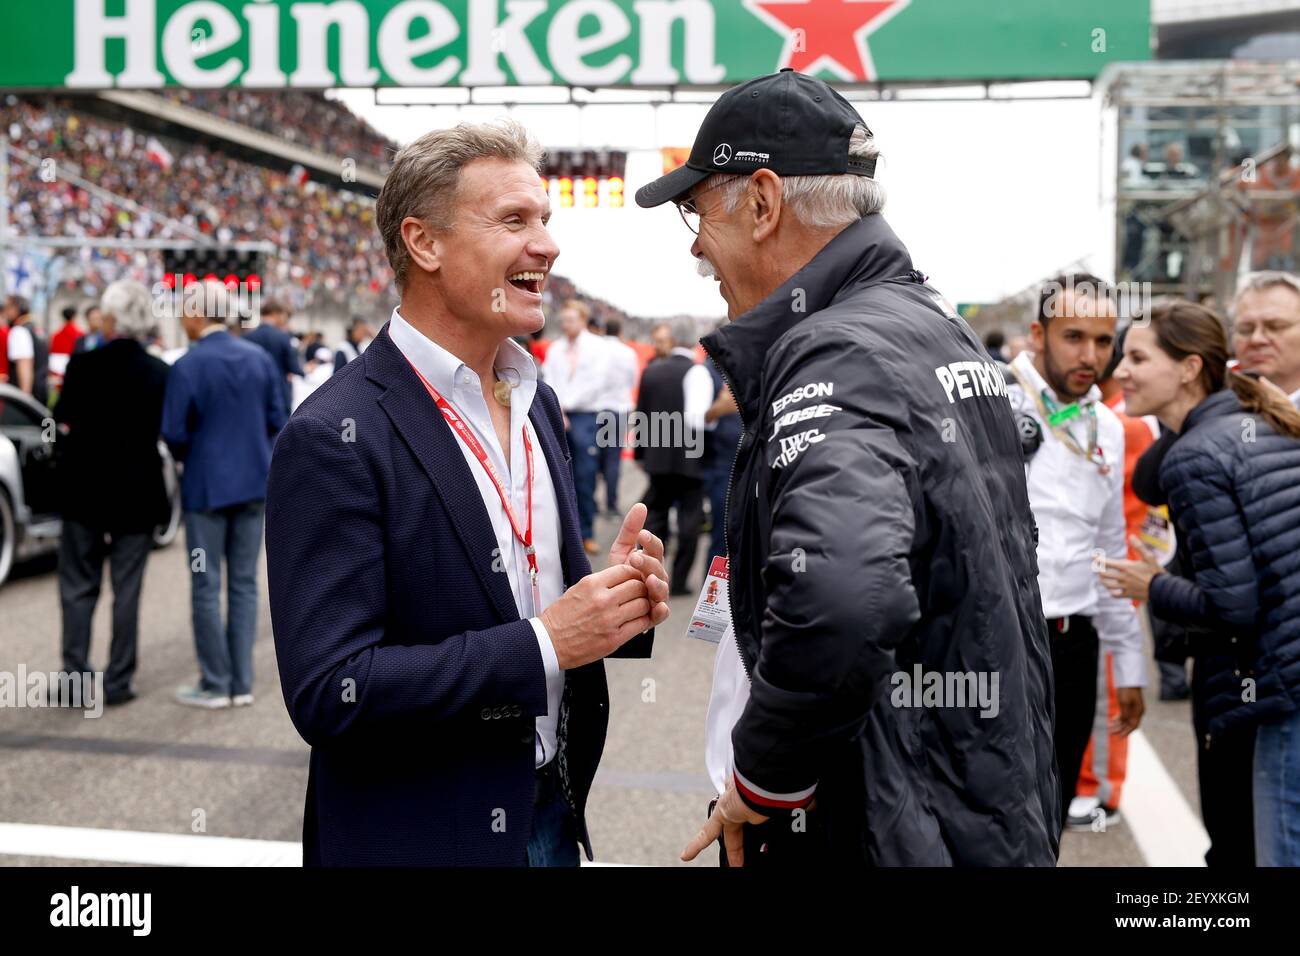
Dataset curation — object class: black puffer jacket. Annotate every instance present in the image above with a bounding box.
[701,215,1058,865]
[1148,388,1300,738]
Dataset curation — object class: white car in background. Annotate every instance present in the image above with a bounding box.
[0,383,181,589]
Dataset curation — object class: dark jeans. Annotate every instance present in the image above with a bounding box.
[1050,615,1100,824]
[702,456,730,564]
[184,501,264,697]
[526,760,579,867]
[565,412,599,540]
[644,473,705,593]
[1192,655,1256,866]
[58,520,152,696]
[595,409,623,513]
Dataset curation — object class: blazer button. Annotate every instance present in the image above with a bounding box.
[480,708,491,720]
[1234,670,1241,678]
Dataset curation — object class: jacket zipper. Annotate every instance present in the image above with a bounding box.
[701,341,753,681]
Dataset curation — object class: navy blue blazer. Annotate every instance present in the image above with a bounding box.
[162,329,287,512]
[265,323,652,866]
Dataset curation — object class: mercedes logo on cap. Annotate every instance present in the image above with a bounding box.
[713,143,732,165]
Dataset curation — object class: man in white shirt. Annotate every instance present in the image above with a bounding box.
[593,316,640,517]
[4,295,48,399]
[265,119,669,867]
[1230,271,1300,408]
[542,299,608,554]
[1006,273,1147,825]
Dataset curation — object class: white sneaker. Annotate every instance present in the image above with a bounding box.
[175,685,232,709]
[231,693,255,707]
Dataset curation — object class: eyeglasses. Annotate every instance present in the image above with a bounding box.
[675,176,743,235]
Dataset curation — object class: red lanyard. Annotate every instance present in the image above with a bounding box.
[406,359,540,614]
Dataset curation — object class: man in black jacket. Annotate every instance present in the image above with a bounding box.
[243,299,303,416]
[642,70,1058,866]
[55,281,171,707]
[633,320,713,595]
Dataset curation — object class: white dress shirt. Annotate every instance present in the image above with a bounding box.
[542,329,610,412]
[705,622,749,795]
[1007,351,1147,688]
[596,336,640,414]
[388,309,566,767]
[674,347,716,434]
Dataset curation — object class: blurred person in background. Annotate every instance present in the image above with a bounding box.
[543,299,607,555]
[163,282,286,710]
[5,294,48,401]
[334,318,373,372]
[50,306,84,356]
[702,340,740,565]
[53,281,171,708]
[1231,271,1300,405]
[633,320,711,596]
[1102,300,1300,866]
[595,315,639,517]
[74,305,107,354]
[983,329,1007,362]
[243,299,303,418]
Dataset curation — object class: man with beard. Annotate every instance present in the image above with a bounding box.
[1006,273,1147,826]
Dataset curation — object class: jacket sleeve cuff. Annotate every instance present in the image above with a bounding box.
[733,767,817,814]
[1110,646,1148,689]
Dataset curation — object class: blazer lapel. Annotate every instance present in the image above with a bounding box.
[367,325,521,625]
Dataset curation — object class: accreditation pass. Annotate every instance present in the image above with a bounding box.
[687,556,731,644]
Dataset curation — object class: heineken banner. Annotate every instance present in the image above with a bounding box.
[0,0,1150,91]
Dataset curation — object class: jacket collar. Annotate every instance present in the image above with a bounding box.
[363,323,582,623]
[700,214,915,423]
[1180,388,1241,435]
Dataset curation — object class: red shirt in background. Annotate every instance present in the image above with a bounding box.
[0,325,9,382]
[51,321,84,356]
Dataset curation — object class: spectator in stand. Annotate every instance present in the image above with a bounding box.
[0,306,8,384]
[244,300,302,418]
[163,282,287,710]
[54,280,171,708]
[334,318,373,372]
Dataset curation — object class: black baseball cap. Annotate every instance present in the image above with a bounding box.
[634,69,875,209]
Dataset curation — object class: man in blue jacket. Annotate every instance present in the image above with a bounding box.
[163,283,286,709]
[265,120,669,866]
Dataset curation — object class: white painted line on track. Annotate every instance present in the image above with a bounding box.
[1121,729,1210,867]
[0,822,639,866]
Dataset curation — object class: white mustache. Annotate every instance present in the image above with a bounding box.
[696,256,718,279]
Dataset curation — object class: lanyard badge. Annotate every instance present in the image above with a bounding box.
[406,358,542,615]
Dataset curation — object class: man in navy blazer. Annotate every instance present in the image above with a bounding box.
[265,120,670,866]
[163,285,287,710]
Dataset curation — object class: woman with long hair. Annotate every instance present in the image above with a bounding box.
[1099,299,1300,866]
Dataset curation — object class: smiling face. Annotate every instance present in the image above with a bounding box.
[1030,290,1117,401]
[426,157,559,339]
[1114,324,1191,418]
[686,178,764,322]
[1232,284,1300,396]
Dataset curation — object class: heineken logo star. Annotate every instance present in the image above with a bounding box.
[748,0,912,82]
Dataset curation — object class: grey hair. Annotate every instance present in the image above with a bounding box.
[707,124,885,229]
[671,316,700,348]
[377,119,545,289]
[100,280,154,339]
[1233,271,1300,313]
